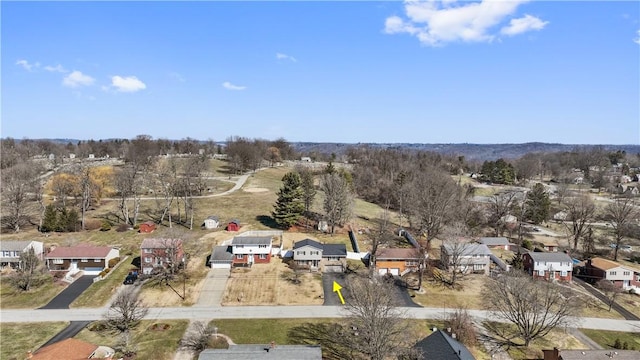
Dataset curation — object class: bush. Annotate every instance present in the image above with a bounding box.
[104,268,111,274]
[116,223,131,232]
[99,270,107,277]
[88,321,108,332]
[108,257,121,268]
[84,219,102,231]
[522,239,533,250]
[100,221,112,231]
[614,338,622,349]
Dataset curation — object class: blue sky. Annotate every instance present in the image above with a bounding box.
[2,1,639,144]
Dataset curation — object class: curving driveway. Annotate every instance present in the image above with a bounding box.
[39,275,97,309]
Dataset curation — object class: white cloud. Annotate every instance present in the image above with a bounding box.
[44,64,68,73]
[634,30,640,45]
[222,81,246,91]
[276,52,297,62]
[501,14,548,36]
[16,59,40,71]
[110,75,146,92]
[384,0,547,46]
[62,71,95,88]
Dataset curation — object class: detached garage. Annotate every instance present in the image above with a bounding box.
[209,245,233,269]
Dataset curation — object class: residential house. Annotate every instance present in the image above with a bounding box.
[542,348,640,360]
[375,248,421,276]
[0,240,44,268]
[198,344,322,360]
[292,239,347,272]
[539,238,560,252]
[553,211,568,222]
[231,236,272,266]
[523,252,573,282]
[139,221,156,233]
[412,329,476,360]
[140,238,185,275]
[440,243,492,275]
[29,338,115,360]
[300,156,312,162]
[203,216,220,230]
[585,257,639,291]
[209,245,234,269]
[45,245,119,275]
[478,237,510,250]
[227,219,240,232]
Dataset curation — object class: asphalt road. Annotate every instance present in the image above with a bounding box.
[321,273,419,307]
[39,275,97,309]
[574,278,640,321]
[38,321,92,349]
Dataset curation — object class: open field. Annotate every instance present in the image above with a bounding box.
[581,329,640,350]
[408,274,488,310]
[0,322,69,360]
[74,320,189,360]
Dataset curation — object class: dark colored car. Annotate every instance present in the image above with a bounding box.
[123,271,139,285]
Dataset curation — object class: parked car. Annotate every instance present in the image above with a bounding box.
[123,270,139,285]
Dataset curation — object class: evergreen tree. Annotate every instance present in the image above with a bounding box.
[272,172,305,228]
[41,204,58,232]
[525,183,551,224]
[297,167,316,215]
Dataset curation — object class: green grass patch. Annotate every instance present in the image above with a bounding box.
[485,322,586,359]
[71,256,137,308]
[74,320,189,360]
[581,329,640,350]
[0,322,68,359]
[0,276,64,309]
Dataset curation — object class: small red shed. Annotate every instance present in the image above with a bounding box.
[227,219,240,232]
[139,221,156,233]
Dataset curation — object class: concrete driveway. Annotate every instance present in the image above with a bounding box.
[322,273,419,307]
[195,268,230,307]
[40,275,97,309]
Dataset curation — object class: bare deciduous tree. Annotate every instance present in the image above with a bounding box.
[180,321,218,353]
[562,195,596,251]
[487,191,519,237]
[8,247,46,291]
[440,223,473,287]
[321,173,354,234]
[445,307,478,347]
[368,210,391,278]
[1,162,38,232]
[105,289,148,333]
[605,197,638,261]
[596,279,622,312]
[484,271,577,346]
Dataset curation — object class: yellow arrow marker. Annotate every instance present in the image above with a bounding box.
[332,280,345,305]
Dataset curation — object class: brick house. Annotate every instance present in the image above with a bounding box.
[585,257,639,291]
[375,248,421,276]
[523,252,573,282]
[45,244,119,275]
[140,238,185,275]
[231,236,272,266]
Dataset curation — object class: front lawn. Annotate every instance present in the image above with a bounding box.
[581,329,640,350]
[0,322,68,359]
[0,275,64,309]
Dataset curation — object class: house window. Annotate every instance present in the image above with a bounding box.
[81,259,88,262]
[406,260,418,266]
[258,245,267,248]
[236,245,244,249]
[299,251,306,255]
[610,271,617,276]
[561,271,568,277]
[259,254,267,259]
[311,251,319,255]
[144,248,152,253]
[236,254,244,260]
[623,271,630,276]
[535,262,539,266]
[52,259,63,264]
[94,259,101,262]
[538,270,545,276]
[144,257,152,263]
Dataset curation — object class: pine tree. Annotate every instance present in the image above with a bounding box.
[525,183,551,224]
[272,172,305,229]
[41,204,58,232]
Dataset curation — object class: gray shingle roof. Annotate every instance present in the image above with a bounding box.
[414,330,476,360]
[231,236,272,246]
[0,240,33,251]
[293,239,322,250]
[322,243,347,257]
[557,350,640,360]
[210,246,234,262]
[198,344,322,360]
[479,237,510,246]
[442,243,491,257]
[526,251,572,263]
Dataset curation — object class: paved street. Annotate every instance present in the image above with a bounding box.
[2,306,639,333]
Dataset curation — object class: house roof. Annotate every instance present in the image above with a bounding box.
[413,329,476,360]
[198,344,322,360]
[229,219,240,225]
[0,240,34,251]
[293,239,323,250]
[46,245,115,259]
[141,221,156,226]
[479,237,510,246]
[442,243,492,257]
[525,251,572,263]
[232,236,272,246]
[32,338,98,360]
[140,238,183,249]
[589,257,626,271]
[557,350,640,360]
[323,243,347,257]
[376,248,420,260]
[206,216,219,221]
[210,245,234,262]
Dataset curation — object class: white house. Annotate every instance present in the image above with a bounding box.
[231,236,272,266]
[0,240,45,268]
[441,242,492,275]
[523,252,573,282]
[586,257,638,291]
[478,237,510,250]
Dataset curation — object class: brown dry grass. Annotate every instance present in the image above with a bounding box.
[408,274,488,309]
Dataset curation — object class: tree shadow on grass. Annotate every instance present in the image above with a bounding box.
[256,215,279,229]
